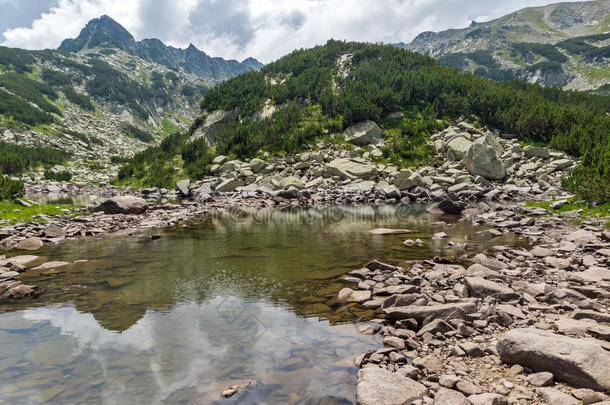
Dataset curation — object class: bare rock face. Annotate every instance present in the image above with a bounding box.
[355,367,426,405]
[497,328,610,391]
[90,196,148,215]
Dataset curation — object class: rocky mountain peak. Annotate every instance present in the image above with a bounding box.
[59,15,136,53]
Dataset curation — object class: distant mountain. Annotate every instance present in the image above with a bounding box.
[0,15,263,183]
[398,0,610,91]
[59,15,262,82]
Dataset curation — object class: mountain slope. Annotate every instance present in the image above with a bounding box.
[117,40,610,201]
[0,16,263,183]
[59,15,262,82]
[398,0,610,91]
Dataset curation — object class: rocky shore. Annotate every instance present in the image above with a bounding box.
[340,204,610,405]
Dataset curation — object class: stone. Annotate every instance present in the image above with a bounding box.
[497,328,610,391]
[571,388,609,404]
[91,196,148,215]
[369,228,412,235]
[446,137,472,160]
[383,336,406,350]
[384,302,477,322]
[565,229,598,245]
[464,143,505,180]
[250,158,265,173]
[344,120,383,146]
[467,393,508,405]
[434,388,468,405]
[338,288,354,301]
[349,290,372,303]
[326,158,376,179]
[527,372,553,387]
[3,284,42,299]
[355,367,426,405]
[417,319,454,336]
[455,379,483,395]
[437,199,466,215]
[523,146,550,159]
[215,178,244,192]
[176,179,190,196]
[536,388,578,405]
[32,261,69,271]
[14,237,43,250]
[465,277,520,302]
[412,355,442,373]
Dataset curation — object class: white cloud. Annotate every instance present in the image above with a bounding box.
[1,0,580,62]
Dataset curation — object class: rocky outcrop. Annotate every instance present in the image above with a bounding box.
[497,328,610,391]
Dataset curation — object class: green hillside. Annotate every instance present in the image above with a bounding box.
[117,40,610,202]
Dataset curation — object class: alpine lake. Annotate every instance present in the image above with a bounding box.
[0,204,529,404]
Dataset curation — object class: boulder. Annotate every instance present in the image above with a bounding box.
[465,277,520,302]
[344,120,383,145]
[250,158,265,173]
[497,328,610,391]
[326,158,376,179]
[3,284,42,299]
[394,170,423,190]
[91,196,148,215]
[436,199,467,215]
[445,137,472,160]
[355,367,426,405]
[434,388,469,405]
[536,388,578,405]
[215,178,244,192]
[464,143,505,180]
[176,179,190,197]
[14,237,43,250]
[189,108,237,145]
[475,133,503,157]
[523,146,550,159]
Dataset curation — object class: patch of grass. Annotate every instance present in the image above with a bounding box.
[0,201,84,224]
[160,119,180,137]
[525,197,610,219]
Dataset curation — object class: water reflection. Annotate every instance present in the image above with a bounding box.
[0,204,529,403]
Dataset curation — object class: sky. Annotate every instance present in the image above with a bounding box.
[0,0,576,63]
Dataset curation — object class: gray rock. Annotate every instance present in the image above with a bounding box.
[464,143,505,180]
[527,372,554,387]
[467,393,508,405]
[523,145,550,159]
[90,196,148,215]
[250,158,265,173]
[446,137,472,160]
[434,388,468,405]
[536,387,578,405]
[176,179,190,196]
[215,178,244,192]
[497,328,610,391]
[464,277,520,302]
[3,284,42,299]
[326,158,376,179]
[383,302,477,322]
[344,120,383,146]
[355,367,426,405]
